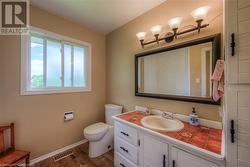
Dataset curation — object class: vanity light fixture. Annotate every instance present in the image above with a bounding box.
[191,6,210,33]
[136,32,146,46]
[136,6,210,48]
[191,6,210,21]
[168,17,182,38]
[150,25,162,44]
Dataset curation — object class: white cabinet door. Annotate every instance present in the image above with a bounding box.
[226,86,250,167]
[226,0,250,166]
[226,0,250,83]
[141,134,168,167]
[171,147,218,167]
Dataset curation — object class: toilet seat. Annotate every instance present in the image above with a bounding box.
[84,122,109,141]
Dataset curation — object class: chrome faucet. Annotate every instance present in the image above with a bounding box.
[145,107,152,115]
[162,112,174,119]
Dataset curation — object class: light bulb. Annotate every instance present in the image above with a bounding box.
[168,17,182,29]
[150,25,162,35]
[136,32,146,40]
[191,6,210,21]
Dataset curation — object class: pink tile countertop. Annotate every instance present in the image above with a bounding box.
[116,111,222,155]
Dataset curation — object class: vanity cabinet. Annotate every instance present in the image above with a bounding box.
[114,121,223,167]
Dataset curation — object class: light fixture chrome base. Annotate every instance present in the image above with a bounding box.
[164,32,174,43]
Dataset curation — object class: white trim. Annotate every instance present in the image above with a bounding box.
[20,34,29,95]
[61,42,64,88]
[201,47,212,97]
[71,45,74,86]
[85,44,92,91]
[20,26,92,95]
[201,49,206,96]
[30,139,88,165]
[187,47,191,96]
[43,37,47,88]
[21,87,91,95]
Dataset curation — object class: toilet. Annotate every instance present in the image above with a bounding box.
[84,104,123,158]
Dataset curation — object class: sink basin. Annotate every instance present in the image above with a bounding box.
[141,115,184,132]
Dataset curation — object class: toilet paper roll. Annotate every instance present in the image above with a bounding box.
[64,113,74,121]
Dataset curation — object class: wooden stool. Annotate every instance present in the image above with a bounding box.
[0,123,30,167]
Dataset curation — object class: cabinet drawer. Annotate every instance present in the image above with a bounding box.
[115,137,138,164]
[115,122,138,146]
[115,152,137,167]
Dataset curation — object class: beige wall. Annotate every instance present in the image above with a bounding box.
[0,6,106,158]
[106,0,223,121]
[189,43,212,97]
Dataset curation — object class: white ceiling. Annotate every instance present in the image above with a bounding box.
[31,0,166,34]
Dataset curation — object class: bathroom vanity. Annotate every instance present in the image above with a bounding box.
[113,111,225,167]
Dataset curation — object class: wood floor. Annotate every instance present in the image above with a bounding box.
[34,143,114,167]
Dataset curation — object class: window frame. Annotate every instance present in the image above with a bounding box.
[21,26,92,95]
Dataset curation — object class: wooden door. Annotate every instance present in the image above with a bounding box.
[225,0,250,84]
[225,0,250,166]
[226,86,250,167]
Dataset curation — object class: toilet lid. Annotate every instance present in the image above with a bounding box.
[84,122,109,135]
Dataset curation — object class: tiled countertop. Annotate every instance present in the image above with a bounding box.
[116,111,222,155]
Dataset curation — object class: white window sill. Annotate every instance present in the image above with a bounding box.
[20,88,92,95]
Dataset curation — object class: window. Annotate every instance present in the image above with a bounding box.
[21,27,91,95]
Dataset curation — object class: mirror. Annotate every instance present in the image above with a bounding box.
[135,34,220,105]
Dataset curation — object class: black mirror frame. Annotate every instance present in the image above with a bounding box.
[135,34,221,105]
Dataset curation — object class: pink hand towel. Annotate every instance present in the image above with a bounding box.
[211,60,224,101]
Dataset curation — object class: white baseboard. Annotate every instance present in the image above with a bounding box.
[30,139,88,165]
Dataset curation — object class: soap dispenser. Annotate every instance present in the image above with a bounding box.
[189,107,199,126]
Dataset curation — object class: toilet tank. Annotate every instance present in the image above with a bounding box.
[105,104,123,126]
